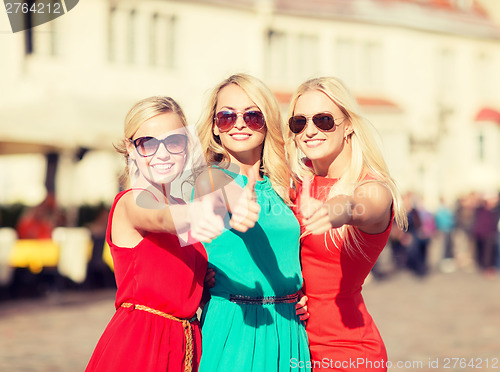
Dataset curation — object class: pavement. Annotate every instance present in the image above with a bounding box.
[0,269,499,371]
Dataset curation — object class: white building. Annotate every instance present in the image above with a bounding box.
[1,0,499,210]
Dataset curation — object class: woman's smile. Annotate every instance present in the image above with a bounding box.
[229,132,253,141]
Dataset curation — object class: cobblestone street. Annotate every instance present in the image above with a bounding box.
[0,270,499,371]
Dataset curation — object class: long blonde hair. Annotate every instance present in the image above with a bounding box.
[197,73,292,205]
[115,96,189,187]
[286,77,407,257]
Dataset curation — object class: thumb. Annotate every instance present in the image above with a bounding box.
[300,176,317,219]
[245,169,257,200]
[204,190,225,214]
[301,175,313,200]
[202,192,219,211]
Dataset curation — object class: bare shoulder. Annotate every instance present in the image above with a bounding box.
[353,180,393,234]
[111,192,144,247]
[354,181,392,209]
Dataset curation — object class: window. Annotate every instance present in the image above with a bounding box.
[436,48,456,100]
[24,14,58,57]
[297,34,318,79]
[335,39,355,86]
[149,13,159,66]
[478,131,484,162]
[108,7,128,63]
[150,13,177,68]
[476,53,493,100]
[109,7,176,68]
[362,42,383,89]
[127,9,137,64]
[107,7,116,62]
[33,19,58,57]
[266,29,288,82]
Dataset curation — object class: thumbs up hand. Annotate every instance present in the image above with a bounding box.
[229,170,261,232]
[190,192,225,243]
[300,176,332,235]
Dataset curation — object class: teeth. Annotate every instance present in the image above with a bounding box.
[231,134,251,140]
[306,140,324,145]
[152,163,173,170]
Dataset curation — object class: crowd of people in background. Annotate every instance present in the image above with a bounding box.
[1,186,500,299]
[1,187,499,299]
[387,191,500,280]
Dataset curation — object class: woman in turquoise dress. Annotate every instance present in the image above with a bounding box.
[194,73,310,371]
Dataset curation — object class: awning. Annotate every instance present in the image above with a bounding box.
[0,94,126,156]
[475,107,500,124]
[0,140,63,155]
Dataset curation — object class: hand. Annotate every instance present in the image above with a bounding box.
[204,268,215,289]
[229,170,261,232]
[295,293,309,321]
[199,268,215,309]
[300,176,332,235]
[190,193,225,243]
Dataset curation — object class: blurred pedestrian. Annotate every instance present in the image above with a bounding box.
[16,194,63,239]
[388,223,409,272]
[472,193,499,278]
[453,193,477,271]
[473,195,498,278]
[497,211,500,271]
[403,192,430,277]
[435,197,455,273]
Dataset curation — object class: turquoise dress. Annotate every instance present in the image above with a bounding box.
[198,169,310,372]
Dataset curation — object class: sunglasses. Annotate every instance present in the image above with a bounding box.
[288,112,346,134]
[215,110,266,132]
[131,134,188,157]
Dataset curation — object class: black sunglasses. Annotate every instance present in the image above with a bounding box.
[288,112,346,134]
[131,134,188,157]
[215,110,266,132]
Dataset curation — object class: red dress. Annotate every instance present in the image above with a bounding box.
[86,190,207,372]
[296,176,392,372]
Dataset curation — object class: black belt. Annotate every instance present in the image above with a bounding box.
[229,292,299,305]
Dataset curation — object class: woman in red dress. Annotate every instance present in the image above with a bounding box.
[86,96,224,372]
[286,77,407,372]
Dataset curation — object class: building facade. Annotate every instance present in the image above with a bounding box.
[0,0,499,208]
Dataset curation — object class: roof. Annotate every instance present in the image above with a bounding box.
[274,91,401,111]
[274,0,500,39]
[185,0,500,40]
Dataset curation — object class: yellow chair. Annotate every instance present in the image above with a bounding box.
[102,241,114,271]
[9,239,59,274]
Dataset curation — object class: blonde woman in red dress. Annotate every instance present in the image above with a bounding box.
[286,77,407,372]
[86,96,224,372]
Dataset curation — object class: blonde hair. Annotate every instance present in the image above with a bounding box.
[115,96,189,186]
[197,73,292,205]
[286,77,407,257]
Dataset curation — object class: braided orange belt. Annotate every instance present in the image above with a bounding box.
[120,303,196,372]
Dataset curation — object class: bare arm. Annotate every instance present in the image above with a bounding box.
[112,188,224,247]
[301,179,392,235]
[324,182,392,234]
[121,190,189,235]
